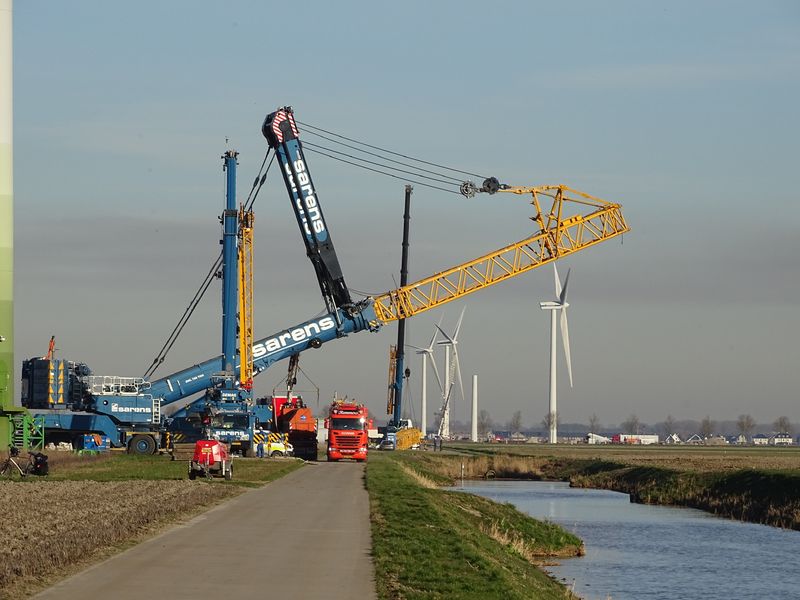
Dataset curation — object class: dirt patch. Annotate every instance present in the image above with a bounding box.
[0,480,239,598]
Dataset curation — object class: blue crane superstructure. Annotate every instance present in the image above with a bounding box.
[21,107,380,454]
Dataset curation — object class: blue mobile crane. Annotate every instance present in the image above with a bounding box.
[21,115,377,455]
[20,107,629,454]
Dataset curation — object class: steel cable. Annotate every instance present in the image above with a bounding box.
[301,129,465,183]
[302,141,460,188]
[304,146,460,195]
[297,120,487,180]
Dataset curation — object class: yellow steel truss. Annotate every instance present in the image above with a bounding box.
[372,185,629,324]
[238,208,255,388]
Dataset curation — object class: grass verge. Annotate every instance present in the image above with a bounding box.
[367,452,582,600]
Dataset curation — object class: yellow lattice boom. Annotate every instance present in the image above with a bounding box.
[372,185,629,324]
[238,208,255,387]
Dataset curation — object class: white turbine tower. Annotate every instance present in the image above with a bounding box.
[436,307,466,439]
[408,320,444,438]
[540,266,573,444]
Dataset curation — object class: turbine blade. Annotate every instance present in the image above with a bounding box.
[435,325,454,344]
[559,268,571,305]
[427,315,444,351]
[453,306,466,340]
[560,307,573,387]
[554,264,562,299]
[428,354,445,395]
[453,346,466,417]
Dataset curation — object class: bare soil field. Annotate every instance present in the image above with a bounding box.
[0,479,239,599]
[0,449,303,599]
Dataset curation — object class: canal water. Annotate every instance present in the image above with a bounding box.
[455,480,800,599]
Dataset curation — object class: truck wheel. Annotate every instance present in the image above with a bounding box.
[224,461,232,480]
[128,435,156,455]
[189,470,196,481]
[269,450,284,458]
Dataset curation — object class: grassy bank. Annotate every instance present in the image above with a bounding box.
[366,453,583,600]
[0,452,302,598]
[569,465,800,529]
[412,445,800,530]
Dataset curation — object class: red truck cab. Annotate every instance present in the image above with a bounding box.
[326,400,368,462]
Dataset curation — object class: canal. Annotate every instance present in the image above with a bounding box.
[456,480,800,599]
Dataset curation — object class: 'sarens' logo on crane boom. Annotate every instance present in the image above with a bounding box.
[252,316,336,359]
[264,108,329,243]
[284,158,328,241]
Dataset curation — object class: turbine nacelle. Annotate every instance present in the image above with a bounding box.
[539,301,569,310]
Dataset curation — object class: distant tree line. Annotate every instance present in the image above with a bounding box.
[460,410,795,440]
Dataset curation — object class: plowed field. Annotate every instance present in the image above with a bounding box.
[0,479,239,598]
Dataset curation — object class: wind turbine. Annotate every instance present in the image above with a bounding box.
[540,265,573,444]
[407,318,444,437]
[436,307,466,439]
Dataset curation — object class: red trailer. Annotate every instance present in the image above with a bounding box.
[189,439,232,480]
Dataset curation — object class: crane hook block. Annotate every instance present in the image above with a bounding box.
[481,177,501,194]
[460,177,503,197]
[460,181,477,198]
[262,106,299,147]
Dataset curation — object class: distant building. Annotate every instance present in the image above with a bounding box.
[771,432,793,446]
[560,435,586,445]
[664,433,682,445]
[753,434,769,446]
[706,435,728,446]
[727,434,748,445]
[684,434,703,445]
[586,433,612,444]
[612,433,659,445]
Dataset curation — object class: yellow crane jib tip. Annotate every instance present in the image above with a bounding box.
[372,184,629,325]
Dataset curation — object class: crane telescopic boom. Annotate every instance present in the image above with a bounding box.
[262,106,352,316]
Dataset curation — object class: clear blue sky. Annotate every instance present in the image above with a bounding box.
[12,1,800,430]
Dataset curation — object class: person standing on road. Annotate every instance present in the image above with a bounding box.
[256,439,265,458]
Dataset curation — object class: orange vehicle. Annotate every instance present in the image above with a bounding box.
[275,395,318,461]
[325,400,368,462]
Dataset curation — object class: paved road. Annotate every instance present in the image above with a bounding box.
[35,462,377,600]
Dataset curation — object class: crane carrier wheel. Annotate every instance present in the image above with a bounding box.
[128,434,157,455]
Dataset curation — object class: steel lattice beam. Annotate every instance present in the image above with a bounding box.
[372,186,629,324]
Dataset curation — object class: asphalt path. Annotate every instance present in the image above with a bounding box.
[35,462,377,600]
